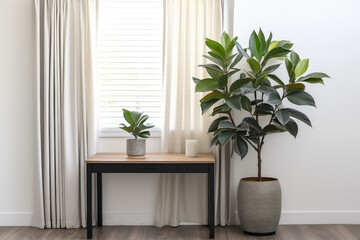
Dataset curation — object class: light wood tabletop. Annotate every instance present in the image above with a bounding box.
[86,153,215,164]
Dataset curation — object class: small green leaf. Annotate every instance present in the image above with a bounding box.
[208,117,229,133]
[266,32,273,50]
[208,51,225,61]
[284,108,312,127]
[258,28,266,55]
[256,103,274,113]
[218,120,237,130]
[123,109,135,125]
[247,58,261,74]
[230,78,252,93]
[257,85,277,95]
[205,38,226,58]
[218,130,236,145]
[229,54,243,69]
[268,41,280,52]
[268,74,285,86]
[192,77,200,84]
[290,51,300,66]
[218,75,228,89]
[275,109,291,126]
[264,124,286,134]
[297,72,330,80]
[286,83,305,91]
[201,98,219,114]
[265,47,291,60]
[221,32,231,49]
[297,78,324,84]
[210,135,219,150]
[195,79,219,92]
[243,117,262,132]
[203,55,225,69]
[295,59,309,78]
[200,91,223,102]
[241,96,252,113]
[285,58,294,78]
[286,91,316,107]
[198,64,223,73]
[138,131,150,138]
[263,64,281,74]
[235,42,250,58]
[249,31,262,61]
[266,92,281,105]
[284,118,298,138]
[236,136,248,159]
[225,95,242,110]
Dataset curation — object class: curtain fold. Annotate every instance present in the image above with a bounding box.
[155,0,222,227]
[33,0,98,228]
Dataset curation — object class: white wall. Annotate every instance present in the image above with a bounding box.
[1,0,360,226]
[233,0,360,224]
[0,0,36,225]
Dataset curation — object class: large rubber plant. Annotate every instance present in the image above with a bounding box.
[193,30,330,181]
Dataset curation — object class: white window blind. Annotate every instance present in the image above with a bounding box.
[97,0,163,132]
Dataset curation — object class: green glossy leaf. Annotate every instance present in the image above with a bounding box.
[225,95,242,110]
[268,41,280,52]
[286,83,305,91]
[266,92,281,105]
[249,31,262,61]
[290,51,300,66]
[264,124,286,134]
[201,98,219,114]
[235,42,250,58]
[236,136,248,159]
[284,118,298,138]
[198,64,223,73]
[208,51,225,61]
[285,58,294,79]
[210,135,219,150]
[256,103,274,113]
[241,95,252,113]
[229,54,243,69]
[200,91,223,102]
[205,38,226,58]
[218,120,237,130]
[265,47,291,60]
[230,78,252,93]
[268,74,285,86]
[192,77,200,84]
[195,79,219,92]
[286,91,316,107]
[257,85,277,95]
[277,41,293,49]
[221,32,231,49]
[266,32,273,51]
[297,78,324,84]
[258,28,266,55]
[203,55,225,68]
[138,131,150,138]
[218,75,228,89]
[218,130,236,145]
[284,108,312,127]
[275,109,291,125]
[297,72,330,80]
[139,123,154,130]
[295,59,309,78]
[247,58,261,74]
[225,37,238,56]
[243,117,262,132]
[206,68,221,79]
[237,121,248,131]
[208,117,228,133]
[263,64,281,74]
[123,109,135,125]
[211,103,231,116]
[137,115,149,128]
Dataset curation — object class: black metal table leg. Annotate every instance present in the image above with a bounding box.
[97,173,103,226]
[209,164,215,239]
[87,164,93,239]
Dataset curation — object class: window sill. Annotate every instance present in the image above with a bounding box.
[99,127,161,138]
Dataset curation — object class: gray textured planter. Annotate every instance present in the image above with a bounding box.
[237,177,281,236]
[126,139,146,156]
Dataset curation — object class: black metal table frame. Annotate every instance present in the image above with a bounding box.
[86,163,215,239]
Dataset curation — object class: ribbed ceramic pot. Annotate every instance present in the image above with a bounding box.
[126,139,146,156]
[237,177,281,236]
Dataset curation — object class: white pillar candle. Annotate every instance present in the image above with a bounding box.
[186,140,197,157]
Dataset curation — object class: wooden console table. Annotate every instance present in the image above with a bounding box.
[86,153,215,239]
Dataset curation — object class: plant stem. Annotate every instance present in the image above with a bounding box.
[227,112,235,125]
[257,145,262,181]
[244,138,258,151]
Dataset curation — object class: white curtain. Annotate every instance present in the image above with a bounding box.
[32,0,98,228]
[155,0,222,227]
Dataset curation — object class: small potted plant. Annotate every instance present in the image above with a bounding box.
[119,109,154,156]
[193,30,329,235]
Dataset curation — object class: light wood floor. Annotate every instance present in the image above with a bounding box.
[0,225,360,240]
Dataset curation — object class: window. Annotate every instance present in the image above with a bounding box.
[97,0,163,137]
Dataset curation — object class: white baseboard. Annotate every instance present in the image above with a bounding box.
[0,212,33,226]
[280,211,360,225]
[1,211,360,226]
